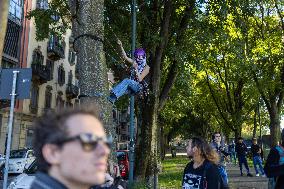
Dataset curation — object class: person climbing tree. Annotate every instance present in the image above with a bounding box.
[108,39,150,103]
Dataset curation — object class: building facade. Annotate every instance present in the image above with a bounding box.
[0,0,78,153]
[0,0,135,154]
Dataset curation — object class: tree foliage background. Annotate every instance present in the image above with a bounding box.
[28,0,283,180]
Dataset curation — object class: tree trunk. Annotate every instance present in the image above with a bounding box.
[73,0,117,171]
[135,102,153,179]
[160,126,167,161]
[135,0,173,184]
[234,128,241,142]
[252,104,258,138]
[269,105,281,147]
[0,0,9,64]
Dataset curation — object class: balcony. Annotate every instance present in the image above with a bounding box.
[31,63,51,84]
[66,84,79,99]
[47,35,65,61]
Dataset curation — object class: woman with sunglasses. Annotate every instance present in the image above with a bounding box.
[108,39,150,103]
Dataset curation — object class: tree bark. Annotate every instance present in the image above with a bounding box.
[234,128,241,142]
[253,66,284,147]
[72,0,117,171]
[269,104,281,146]
[135,0,173,183]
[252,104,258,138]
[0,0,9,64]
[134,102,153,179]
[159,60,178,111]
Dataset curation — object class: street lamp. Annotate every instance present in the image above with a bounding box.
[128,0,136,183]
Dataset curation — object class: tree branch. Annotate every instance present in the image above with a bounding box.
[152,0,173,96]
[158,60,179,110]
[158,0,195,109]
[205,72,232,128]
[277,65,284,111]
[252,71,272,113]
[273,0,284,31]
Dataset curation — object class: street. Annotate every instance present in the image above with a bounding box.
[0,175,17,188]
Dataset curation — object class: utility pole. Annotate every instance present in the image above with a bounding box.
[3,71,19,189]
[129,0,136,183]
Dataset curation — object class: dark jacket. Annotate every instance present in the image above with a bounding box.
[30,172,68,189]
[251,144,261,157]
[30,172,122,189]
[182,160,221,189]
[264,145,284,189]
[235,142,248,157]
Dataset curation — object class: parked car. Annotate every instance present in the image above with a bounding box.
[8,160,36,189]
[8,149,35,174]
[116,150,129,179]
[0,155,5,179]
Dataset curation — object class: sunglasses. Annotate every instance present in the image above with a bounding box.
[58,133,112,152]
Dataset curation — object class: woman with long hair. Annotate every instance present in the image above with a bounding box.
[182,137,224,189]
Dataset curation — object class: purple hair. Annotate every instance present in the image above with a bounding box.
[134,48,146,59]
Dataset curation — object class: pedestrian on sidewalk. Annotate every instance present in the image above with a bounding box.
[264,129,284,189]
[235,137,253,177]
[210,132,230,187]
[251,138,265,177]
[228,140,237,165]
[182,137,223,189]
[30,106,111,189]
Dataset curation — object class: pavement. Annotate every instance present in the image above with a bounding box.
[0,175,17,188]
[0,161,269,189]
[227,163,268,189]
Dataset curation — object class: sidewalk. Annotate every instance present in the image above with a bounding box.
[227,163,268,189]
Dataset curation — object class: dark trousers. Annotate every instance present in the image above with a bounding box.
[238,155,250,174]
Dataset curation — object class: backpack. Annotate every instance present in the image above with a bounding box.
[268,145,284,189]
[203,161,229,189]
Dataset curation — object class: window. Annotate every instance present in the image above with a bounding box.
[30,84,39,113]
[36,0,48,10]
[45,86,52,109]
[68,70,73,84]
[51,14,60,21]
[9,0,23,23]
[26,128,34,148]
[10,150,27,158]
[66,101,73,107]
[3,20,21,60]
[61,40,66,54]
[32,47,44,65]
[58,65,65,86]
[46,59,54,80]
[74,99,79,107]
[68,50,76,66]
[56,92,64,109]
[27,151,34,158]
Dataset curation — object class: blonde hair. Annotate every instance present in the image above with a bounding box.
[190,137,220,165]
